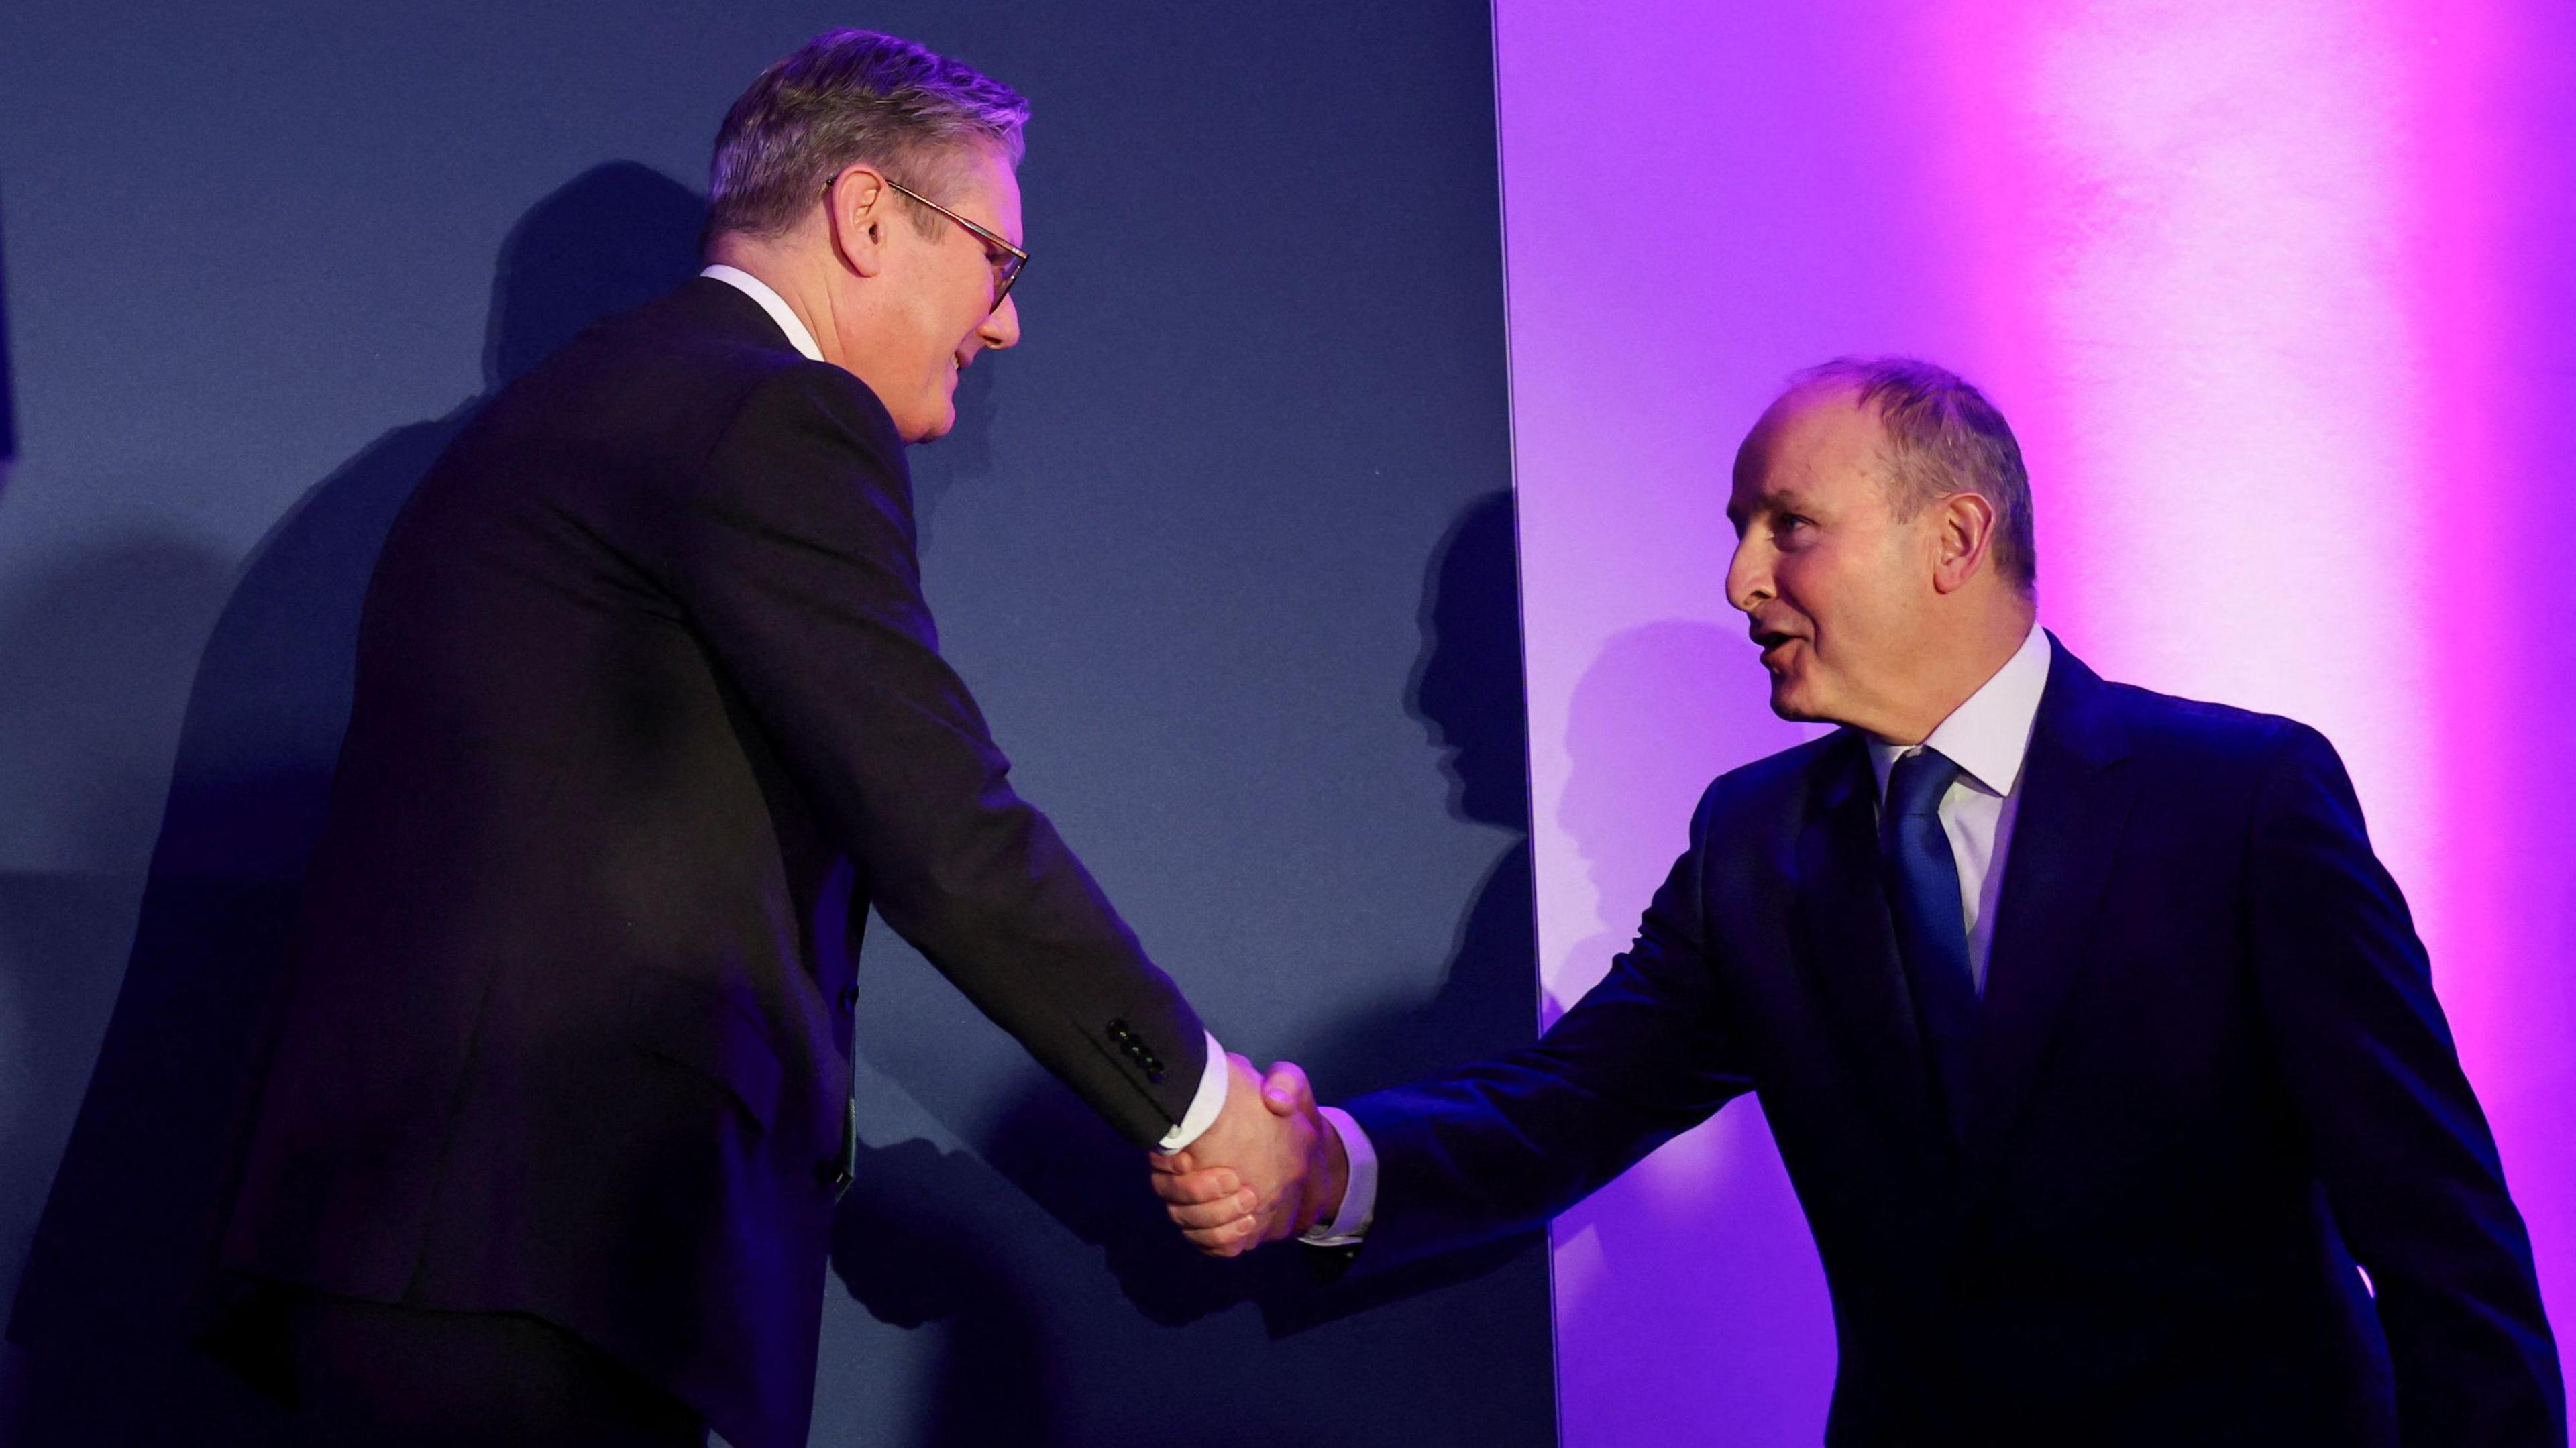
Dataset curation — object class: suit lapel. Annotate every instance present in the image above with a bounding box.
[1792,732,1946,1152]
[1964,641,2135,1188]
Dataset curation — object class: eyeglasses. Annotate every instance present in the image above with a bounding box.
[826,170,1028,315]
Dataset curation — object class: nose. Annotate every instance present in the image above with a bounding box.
[1725,533,1771,614]
[978,292,1020,351]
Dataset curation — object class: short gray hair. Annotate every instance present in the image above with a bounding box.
[1788,355,2037,594]
[706,30,1029,245]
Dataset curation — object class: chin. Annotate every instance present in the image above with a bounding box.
[904,403,955,444]
[1768,677,1827,723]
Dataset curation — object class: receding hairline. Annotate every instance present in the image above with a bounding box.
[1727,377,1978,522]
[1742,354,2039,594]
[1732,378,1882,482]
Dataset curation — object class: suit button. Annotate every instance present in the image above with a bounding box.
[839,985,859,1011]
[816,1156,851,1189]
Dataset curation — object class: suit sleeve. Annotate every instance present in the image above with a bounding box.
[2246,724,2565,1445]
[1340,782,1754,1273]
[664,362,1208,1148]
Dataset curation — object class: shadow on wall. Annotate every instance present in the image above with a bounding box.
[1549,620,1834,1447]
[1553,621,1803,1018]
[1,162,709,1445]
[0,541,236,1327]
[826,491,1547,1439]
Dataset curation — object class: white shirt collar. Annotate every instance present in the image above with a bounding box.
[1868,622,2052,801]
[700,264,824,363]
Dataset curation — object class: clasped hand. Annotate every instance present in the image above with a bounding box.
[1146,1053,1344,1257]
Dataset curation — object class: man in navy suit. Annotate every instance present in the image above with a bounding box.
[1154,358,2563,1445]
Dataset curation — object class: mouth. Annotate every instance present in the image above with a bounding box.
[1750,626,1804,669]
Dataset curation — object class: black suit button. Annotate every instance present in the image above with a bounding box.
[816,1156,851,1189]
[838,985,859,1011]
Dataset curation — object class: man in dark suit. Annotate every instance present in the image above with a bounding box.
[1155,358,2564,1444]
[214,30,1318,1448]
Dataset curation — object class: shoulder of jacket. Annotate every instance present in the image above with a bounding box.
[724,351,898,436]
[686,353,910,491]
[1692,729,1849,832]
[2094,677,2316,770]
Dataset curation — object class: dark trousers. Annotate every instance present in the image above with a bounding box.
[256,1290,707,1448]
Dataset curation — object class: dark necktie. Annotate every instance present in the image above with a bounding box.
[1882,747,1976,1140]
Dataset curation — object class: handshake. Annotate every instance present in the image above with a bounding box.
[1146,1053,1346,1257]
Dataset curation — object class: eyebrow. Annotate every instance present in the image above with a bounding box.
[1726,486,1812,526]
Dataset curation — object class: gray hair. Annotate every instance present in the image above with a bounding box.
[1787,355,2037,594]
[706,30,1029,245]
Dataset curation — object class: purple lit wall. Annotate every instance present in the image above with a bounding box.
[1492,2,2576,1442]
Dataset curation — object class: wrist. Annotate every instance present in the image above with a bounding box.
[1311,1111,1350,1229]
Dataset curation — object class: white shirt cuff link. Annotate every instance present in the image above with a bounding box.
[1299,1105,1377,1246]
[1154,1032,1229,1154]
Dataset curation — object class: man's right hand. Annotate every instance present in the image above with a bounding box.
[1148,1057,1345,1256]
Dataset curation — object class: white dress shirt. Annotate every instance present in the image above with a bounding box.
[1307,623,2053,1245]
[701,263,1231,1154]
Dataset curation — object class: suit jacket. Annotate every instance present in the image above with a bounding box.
[1344,642,2562,1446]
[219,278,1209,1448]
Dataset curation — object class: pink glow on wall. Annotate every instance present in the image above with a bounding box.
[1494,1,2575,1443]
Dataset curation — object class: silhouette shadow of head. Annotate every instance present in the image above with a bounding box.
[826,488,1550,1411]
[1411,490,1532,832]
[484,162,705,390]
[1554,619,1805,1015]
[3,162,708,1443]
[1289,490,1542,1093]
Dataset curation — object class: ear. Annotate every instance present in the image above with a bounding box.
[822,165,894,279]
[1929,490,1998,595]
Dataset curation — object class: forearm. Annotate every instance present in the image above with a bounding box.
[1331,1048,1716,1272]
[674,366,1209,1144]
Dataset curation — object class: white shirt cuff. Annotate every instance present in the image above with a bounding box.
[1153,1032,1229,1153]
[1299,1105,1377,1245]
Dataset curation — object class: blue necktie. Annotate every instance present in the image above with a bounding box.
[1882,747,1976,1140]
